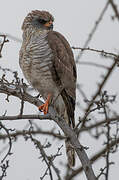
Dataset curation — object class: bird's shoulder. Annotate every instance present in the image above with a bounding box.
[47,30,76,79]
[47,30,73,59]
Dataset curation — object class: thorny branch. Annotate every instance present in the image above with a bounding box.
[0,129,65,140]
[76,1,109,61]
[29,130,62,180]
[0,49,118,179]
[97,162,114,179]
[0,160,9,180]
[72,46,118,59]
[66,137,119,180]
[0,75,97,180]
[0,33,22,43]
[0,46,118,180]
[103,99,110,180]
[0,122,13,180]
[81,60,117,128]
[109,0,119,21]
[0,35,9,58]
[66,90,118,180]
[0,113,119,141]
[0,122,13,163]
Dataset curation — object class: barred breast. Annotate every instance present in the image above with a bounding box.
[19,30,58,100]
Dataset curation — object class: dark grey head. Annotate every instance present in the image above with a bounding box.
[22,10,54,30]
[31,17,53,30]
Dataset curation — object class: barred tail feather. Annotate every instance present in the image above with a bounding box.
[64,110,75,167]
[65,139,75,167]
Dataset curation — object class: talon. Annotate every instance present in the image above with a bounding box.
[38,94,51,114]
[39,102,48,114]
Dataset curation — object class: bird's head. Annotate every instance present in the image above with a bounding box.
[22,10,54,31]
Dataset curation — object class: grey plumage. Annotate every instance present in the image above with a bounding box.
[19,10,76,167]
[20,30,53,97]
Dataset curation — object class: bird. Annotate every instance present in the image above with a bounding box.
[19,10,77,167]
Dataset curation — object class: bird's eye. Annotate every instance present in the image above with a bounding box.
[38,19,47,24]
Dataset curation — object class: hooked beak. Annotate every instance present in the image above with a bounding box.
[44,20,53,29]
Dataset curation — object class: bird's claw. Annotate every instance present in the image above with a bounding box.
[38,102,49,114]
[38,94,51,114]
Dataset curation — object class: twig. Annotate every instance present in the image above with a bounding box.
[79,116,119,133]
[0,129,65,140]
[0,114,51,121]
[0,160,9,180]
[109,0,119,21]
[76,1,109,61]
[0,72,96,179]
[0,95,96,180]
[0,35,9,58]
[81,60,117,128]
[72,46,118,58]
[0,122,12,163]
[97,162,114,179]
[0,33,22,43]
[66,137,119,180]
[29,133,61,180]
[103,94,110,180]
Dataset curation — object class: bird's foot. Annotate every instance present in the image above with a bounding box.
[38,94,51,114]
[38,102,49,114]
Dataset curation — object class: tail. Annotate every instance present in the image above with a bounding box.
[65,139,75,167]
[64,110,75,167]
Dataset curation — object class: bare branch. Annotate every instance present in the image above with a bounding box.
[109,0,119,21]
[0,122,13,163]
[0,114,51,121]
[0,33,22,43]
[103,103,110,180]
[81,60,117,128]
[0,79,96,180]
[79,116,119,133]
[66,137,119,180]
[0,160,9,180]
[0,35,9,58]
[76,1,109,61]
[72,46,118,58]
[0,129,65,140]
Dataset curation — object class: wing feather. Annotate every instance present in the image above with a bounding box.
[47,31,76,127]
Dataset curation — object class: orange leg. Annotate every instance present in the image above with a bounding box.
[38,94,51,114]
